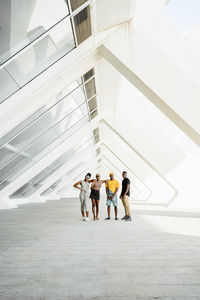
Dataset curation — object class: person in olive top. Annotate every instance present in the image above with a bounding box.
[120,171,132,221]
[105,173,120,220]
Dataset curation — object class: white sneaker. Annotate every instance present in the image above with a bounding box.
[82,217,86,221]
[85,217,90,221]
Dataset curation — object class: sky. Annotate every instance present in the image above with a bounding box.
[163,0,200,31]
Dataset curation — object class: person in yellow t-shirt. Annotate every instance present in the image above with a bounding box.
[105,173,120,220]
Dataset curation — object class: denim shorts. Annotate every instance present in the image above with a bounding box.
[106,195,118,207]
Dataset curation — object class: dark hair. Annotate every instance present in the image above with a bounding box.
[122,171,127,174]
[86,173,91,178]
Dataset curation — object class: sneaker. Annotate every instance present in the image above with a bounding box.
[96,216,99,220]
[82,217,85,221]
[115,217,118,220]
[105,217,111,220]
[93,217,96,221]
[121,215,127,220]
[85,217,90,221]
[125,217,132,221]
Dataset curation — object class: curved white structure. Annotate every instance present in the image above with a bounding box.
[0,0,200,212]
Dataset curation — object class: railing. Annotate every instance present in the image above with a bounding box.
[10,133,98,198]
[0,0,92,104]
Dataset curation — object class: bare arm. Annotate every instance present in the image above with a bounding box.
[90,181,95,190]
[124,184,130,196]
[101,179,108,184]
[113,187,118,197]
[88,179,95,183]
[106,186,110,199]
[73,180,82,191]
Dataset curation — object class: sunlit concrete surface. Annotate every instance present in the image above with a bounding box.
[0,198,200,300]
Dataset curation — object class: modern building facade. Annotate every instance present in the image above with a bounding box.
[0,0,200,211]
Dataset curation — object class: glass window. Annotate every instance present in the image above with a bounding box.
[84,78,96,99]
[0,113,90,191]
[0,18,75,103]
[0,0,69,65]
[6,18,75,87]
[0,71,97,191]
[70,0,88,12]
[0,68,19,104]
[83,69,95,99]
[0,80,88,169]
[10,138,92,198]
[90,109,98,120]
[88,97,97,112]
[73,6,92,45]
[83,68,94,81]
[0,78,83,147]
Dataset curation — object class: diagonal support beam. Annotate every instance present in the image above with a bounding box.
[100,143,152,199]
[100,119,178,206]
[101,154,141,199]
[99,45,200,148]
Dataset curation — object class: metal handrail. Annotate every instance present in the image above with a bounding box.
[0,0,91,70]
[11,133,99,198]
[0,107,98,190]
[0,75,95,149]
[0,91,96,171]
[0,1,93,104]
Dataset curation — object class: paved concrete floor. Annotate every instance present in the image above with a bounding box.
[0,198,200,300]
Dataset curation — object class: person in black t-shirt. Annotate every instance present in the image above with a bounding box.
[120,171,132,221]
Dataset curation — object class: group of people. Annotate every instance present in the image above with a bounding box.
[73,171,132,221]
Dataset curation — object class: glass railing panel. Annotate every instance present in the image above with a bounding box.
[0,78,83,148]
[0,4,93,104]
[0,146,16,167]
[26,155,87,197]
[0,113,89,191]
[6,18,75,87]
[0,17,75,104]
[0,80,90,169]
[0,154,32,190]
[59,112,89,141]
[10,137,92,198]
[31,104,88,161]
[0,68,19,103]
[0,106,47,147]
[0,0,69,65]
[0,138,62,191]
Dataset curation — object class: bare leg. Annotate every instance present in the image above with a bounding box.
[86,211,89,218]
[91,199,96,219]
[107,206,111,218]
[96,200,99,219]
[114,206,118,219]
[81,211,85,217]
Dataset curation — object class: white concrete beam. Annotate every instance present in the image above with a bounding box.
[99,45,200,148]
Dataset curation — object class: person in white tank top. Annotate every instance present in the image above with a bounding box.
[73,173,95,221]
